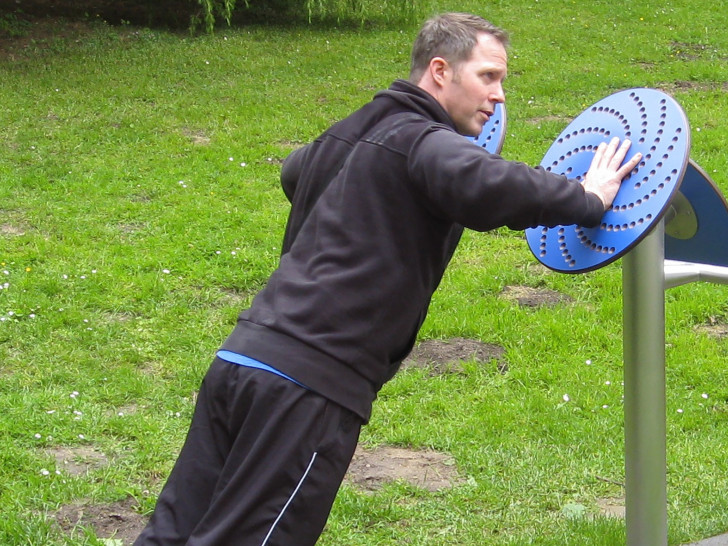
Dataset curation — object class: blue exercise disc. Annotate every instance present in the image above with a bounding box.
[525,88,691,273]
[469,102,506,154]
[665,159,728,267]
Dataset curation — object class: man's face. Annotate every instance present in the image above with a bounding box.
[438,33,507,137]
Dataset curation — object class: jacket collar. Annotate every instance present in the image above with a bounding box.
[374,79,457,131]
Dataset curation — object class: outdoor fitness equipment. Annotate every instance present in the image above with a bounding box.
[525,88,728,546]
[525,88,690,273]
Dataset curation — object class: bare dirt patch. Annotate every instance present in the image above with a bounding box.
[345,445,463,493]
[47,445,109,476]
[657,80,728,94]
[105,403,139,418]
[501,284,572,308]
[55,498,146,545]
[670,41,711,61]
[597,496,625,519]
[181,127,211,146]
[526,114,569,125]
[695,319,728,339]
[1,223,26,236]
[0,17,99,61]
[402,337,507,374]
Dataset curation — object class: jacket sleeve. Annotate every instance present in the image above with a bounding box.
[280,144,314,203]
[407,127,604,231]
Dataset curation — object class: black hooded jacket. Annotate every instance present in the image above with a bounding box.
[221,80,604,421]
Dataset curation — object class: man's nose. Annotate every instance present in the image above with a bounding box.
[490,85,505,104]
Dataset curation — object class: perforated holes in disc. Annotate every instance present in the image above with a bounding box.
[469,102,507,155]
[525,88,690,273]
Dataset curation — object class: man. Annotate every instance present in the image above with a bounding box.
[135,12,641,546]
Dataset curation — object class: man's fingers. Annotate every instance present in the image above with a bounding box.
[615,151,643,179]
[607,139,632,169]
[595,138,641,180]
[592,137,622,170]
[591,141,608,168]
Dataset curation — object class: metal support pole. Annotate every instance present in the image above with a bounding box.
[623,220,667,546]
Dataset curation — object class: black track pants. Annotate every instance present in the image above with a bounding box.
[134,358,362,546]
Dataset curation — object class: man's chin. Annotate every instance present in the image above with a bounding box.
[465,125,484,138]
[454,119,485,137]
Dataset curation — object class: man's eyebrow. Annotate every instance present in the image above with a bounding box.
[481,66,508,78]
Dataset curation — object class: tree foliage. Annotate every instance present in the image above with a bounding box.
[199,0,426,31]
[194,0,236,31]
[2,0,428,33]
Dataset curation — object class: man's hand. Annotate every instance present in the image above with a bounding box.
[582,137,643,211]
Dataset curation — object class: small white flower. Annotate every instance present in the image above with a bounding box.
[40,468,50,476]
[34,433,41,439]
[602,405,609,409]
[563,394,570,402]
[701,393,709,399]
[677,409,684,414]
[46,410,56,414]
[605,381,611,385]
[162,269,170,274]
[78,434,85,440]
[240,162,247,167]
[70,391,79,399]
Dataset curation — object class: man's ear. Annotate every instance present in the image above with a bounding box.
[428,57,449,88]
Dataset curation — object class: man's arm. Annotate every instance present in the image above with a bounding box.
[408,129,642,231]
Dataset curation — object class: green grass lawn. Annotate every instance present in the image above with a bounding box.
[2,1,728,544]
